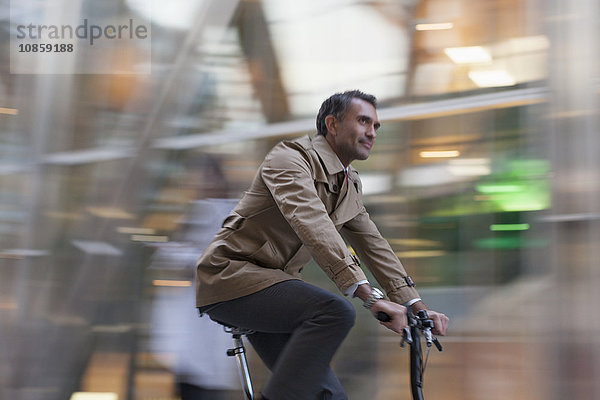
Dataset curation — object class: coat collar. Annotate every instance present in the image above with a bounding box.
[312,134,345,175]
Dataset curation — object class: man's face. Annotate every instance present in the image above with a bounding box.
[328,98,380,166]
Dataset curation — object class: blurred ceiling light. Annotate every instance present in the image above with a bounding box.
[448,165,490,176]
[0,107,18,115]
[87,207,135,219]
[469,70,516,88]
[152,279,192,287]
[70,393,118,400]
[126,0,203,29]
[448,158,491,176]
[131,235,169,242]
[415,22,454,31]
[117,227,156,234]
[419,150,460,158]
[444,46,491,64]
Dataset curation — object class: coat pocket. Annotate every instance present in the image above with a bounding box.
[248,241,279,269]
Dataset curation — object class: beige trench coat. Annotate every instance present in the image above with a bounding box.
[195,135,420,307]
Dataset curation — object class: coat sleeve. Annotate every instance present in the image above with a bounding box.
[341,207,420,304]
[260,144,367,294]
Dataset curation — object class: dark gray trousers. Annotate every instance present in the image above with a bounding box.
[199,280,355,400]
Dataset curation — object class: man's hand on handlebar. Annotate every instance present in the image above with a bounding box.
[369,300,408,334]
[370,300,450,337]
[410,301,449,336]
[423,310,449,336]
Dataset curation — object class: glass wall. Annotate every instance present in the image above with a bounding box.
[1,0,599,399]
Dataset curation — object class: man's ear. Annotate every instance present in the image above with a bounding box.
[324,115,337,136]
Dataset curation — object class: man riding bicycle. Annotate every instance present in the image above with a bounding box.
[196,90,449,400]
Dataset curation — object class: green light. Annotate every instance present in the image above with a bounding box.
[476,184,523,193]
[490,223,530,231]
[474,237,549,249]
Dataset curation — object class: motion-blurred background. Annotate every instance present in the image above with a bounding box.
[1,0,599,399]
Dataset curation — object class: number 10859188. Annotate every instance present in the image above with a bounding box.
[18,43,74,52]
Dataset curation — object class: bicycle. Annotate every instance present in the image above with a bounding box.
[219,309,442,400]
[377,310,443,400]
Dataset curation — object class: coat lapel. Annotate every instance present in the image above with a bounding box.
[311,135,362,226]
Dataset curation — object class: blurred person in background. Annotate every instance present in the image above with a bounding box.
[195,90,449,400]
[150,156,239,400]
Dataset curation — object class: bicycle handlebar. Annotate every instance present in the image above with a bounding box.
[376,311,392,322]
[376,310,442,351]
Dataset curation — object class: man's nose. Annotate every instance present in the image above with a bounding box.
[366,125,377,138]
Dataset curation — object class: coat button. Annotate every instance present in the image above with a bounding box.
[333,184,338,191]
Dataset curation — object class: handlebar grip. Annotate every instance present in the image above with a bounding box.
[376,311,391,322]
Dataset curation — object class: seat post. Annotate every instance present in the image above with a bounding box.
[226,328,255,400]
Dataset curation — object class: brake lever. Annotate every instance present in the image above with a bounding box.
[423,328,433,347]
[400,327,412,347]
[416,310,443,351]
